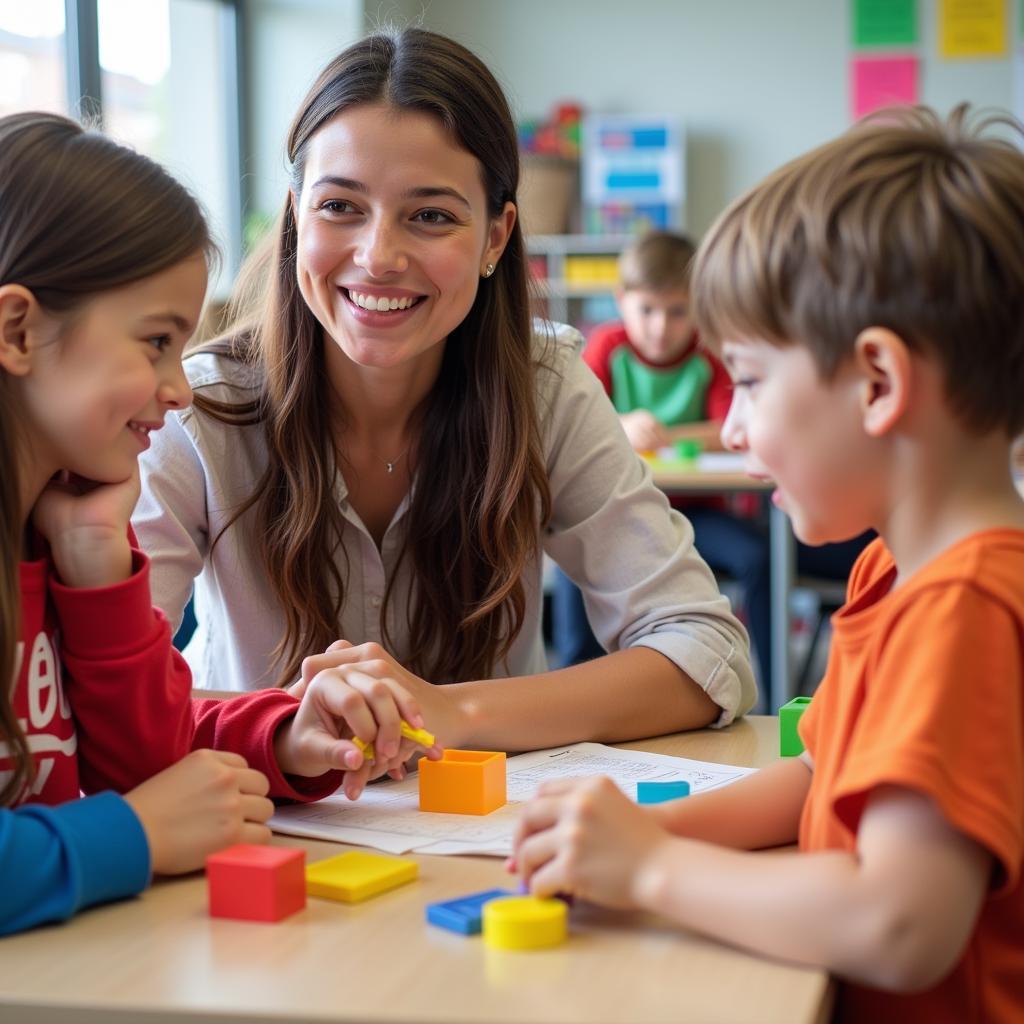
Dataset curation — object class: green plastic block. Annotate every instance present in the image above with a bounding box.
[673,439,702,462]
[779,696,812,757]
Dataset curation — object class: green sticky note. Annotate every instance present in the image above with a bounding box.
[852,0,918,47]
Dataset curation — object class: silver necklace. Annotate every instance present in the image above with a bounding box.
[374,444,411,474]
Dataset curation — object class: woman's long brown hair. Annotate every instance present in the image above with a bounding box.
[196,28,551,687]
[0,112,212,805]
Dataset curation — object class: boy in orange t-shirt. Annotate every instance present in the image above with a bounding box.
[511,105,1024,1023]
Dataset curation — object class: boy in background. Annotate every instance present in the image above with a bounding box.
[516,105,1024,1023]
[552,232,772,686]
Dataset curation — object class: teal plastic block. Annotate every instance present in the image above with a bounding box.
[779,696,812,756]
[636,780,691,804]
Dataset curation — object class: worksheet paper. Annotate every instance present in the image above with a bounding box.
[270,742,756,857]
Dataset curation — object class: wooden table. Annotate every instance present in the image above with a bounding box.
[649,459,795,713]
[0,718,833,1024]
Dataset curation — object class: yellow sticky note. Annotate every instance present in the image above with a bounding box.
[306,852,418,903]
[940,0,1007,58]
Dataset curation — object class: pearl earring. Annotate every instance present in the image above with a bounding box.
[483,262,495,278]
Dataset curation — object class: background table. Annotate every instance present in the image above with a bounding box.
[0,718,832,1024]
[649,459,794,712]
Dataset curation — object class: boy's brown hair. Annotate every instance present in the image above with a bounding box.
[691,104,1024,436]
[618,230,697,292]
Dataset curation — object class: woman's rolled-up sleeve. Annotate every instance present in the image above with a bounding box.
[539,324,757,724]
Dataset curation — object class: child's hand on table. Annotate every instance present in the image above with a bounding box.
[620,410,670,453]
[125,749,274,874]
[276,639,443,799]
[509,776,674,910]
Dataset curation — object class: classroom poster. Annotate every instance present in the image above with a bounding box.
[852,0,918,47]
[940,0,1007,58]
[851,55,919,119]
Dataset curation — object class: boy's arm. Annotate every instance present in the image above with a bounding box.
[649,754,812,849]
[636,785,990,990]
[517,779,990,992]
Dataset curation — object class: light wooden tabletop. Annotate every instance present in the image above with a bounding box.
[0,717,833,1024]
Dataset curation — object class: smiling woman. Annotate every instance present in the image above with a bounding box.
[132,27,756,777]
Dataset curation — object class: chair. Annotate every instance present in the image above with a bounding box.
[794,577,847,695]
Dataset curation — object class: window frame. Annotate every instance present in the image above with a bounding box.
[63,0,246,279]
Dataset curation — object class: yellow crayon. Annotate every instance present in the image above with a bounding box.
[352,720,435,764]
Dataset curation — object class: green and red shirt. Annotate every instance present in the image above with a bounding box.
[583,322,732,425]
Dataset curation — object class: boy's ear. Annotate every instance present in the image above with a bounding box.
[0,285,45,376]
[853,326,911,437]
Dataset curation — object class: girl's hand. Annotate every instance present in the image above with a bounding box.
[31,467,140,587]
[620,410,670,453]
[509,776,672,909]
[124,749,274,875]
[294,640,469,752]
[274,647,442,799]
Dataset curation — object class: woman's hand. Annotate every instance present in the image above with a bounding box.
[275,640,443,799]
[31,468,139,587]
[125,749,274,875]
[509,775,673,909]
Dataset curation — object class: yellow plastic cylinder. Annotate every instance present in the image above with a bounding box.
[482,895,568,950]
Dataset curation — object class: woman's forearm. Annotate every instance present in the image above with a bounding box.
[449,648,718,751]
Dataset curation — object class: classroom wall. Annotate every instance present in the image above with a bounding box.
[372,0,1020,236]
[245,0,363,224]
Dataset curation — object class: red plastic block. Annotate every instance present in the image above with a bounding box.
[206,844,307,923]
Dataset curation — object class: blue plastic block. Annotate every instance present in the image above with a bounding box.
[637,780,691,804]
[426,888,513,935]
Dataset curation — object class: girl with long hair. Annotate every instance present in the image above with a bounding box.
[0,112,434,935]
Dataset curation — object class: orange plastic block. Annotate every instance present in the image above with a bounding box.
[206,844,306,923]
[418,749,507,815]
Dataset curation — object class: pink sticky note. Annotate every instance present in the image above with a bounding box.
[851,56,919,121]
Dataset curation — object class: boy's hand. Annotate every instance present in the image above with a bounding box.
[125,749,273,875]
[509,776,672,909]
[32,468,138,588]
[274,654,443,799]
[620,410,670,453]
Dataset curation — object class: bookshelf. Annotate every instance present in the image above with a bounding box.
[526,233,632,327]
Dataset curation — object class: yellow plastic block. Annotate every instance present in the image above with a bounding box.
[419,750,507,815]
[352,721,436,764]
[482,895,568,950]
[305,851,418,903]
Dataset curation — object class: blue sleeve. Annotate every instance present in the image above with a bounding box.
[0,792,151,936]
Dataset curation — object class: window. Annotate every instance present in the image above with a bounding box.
[98,0,241,296]
[0,1,67,118]
[1,0,242,300]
